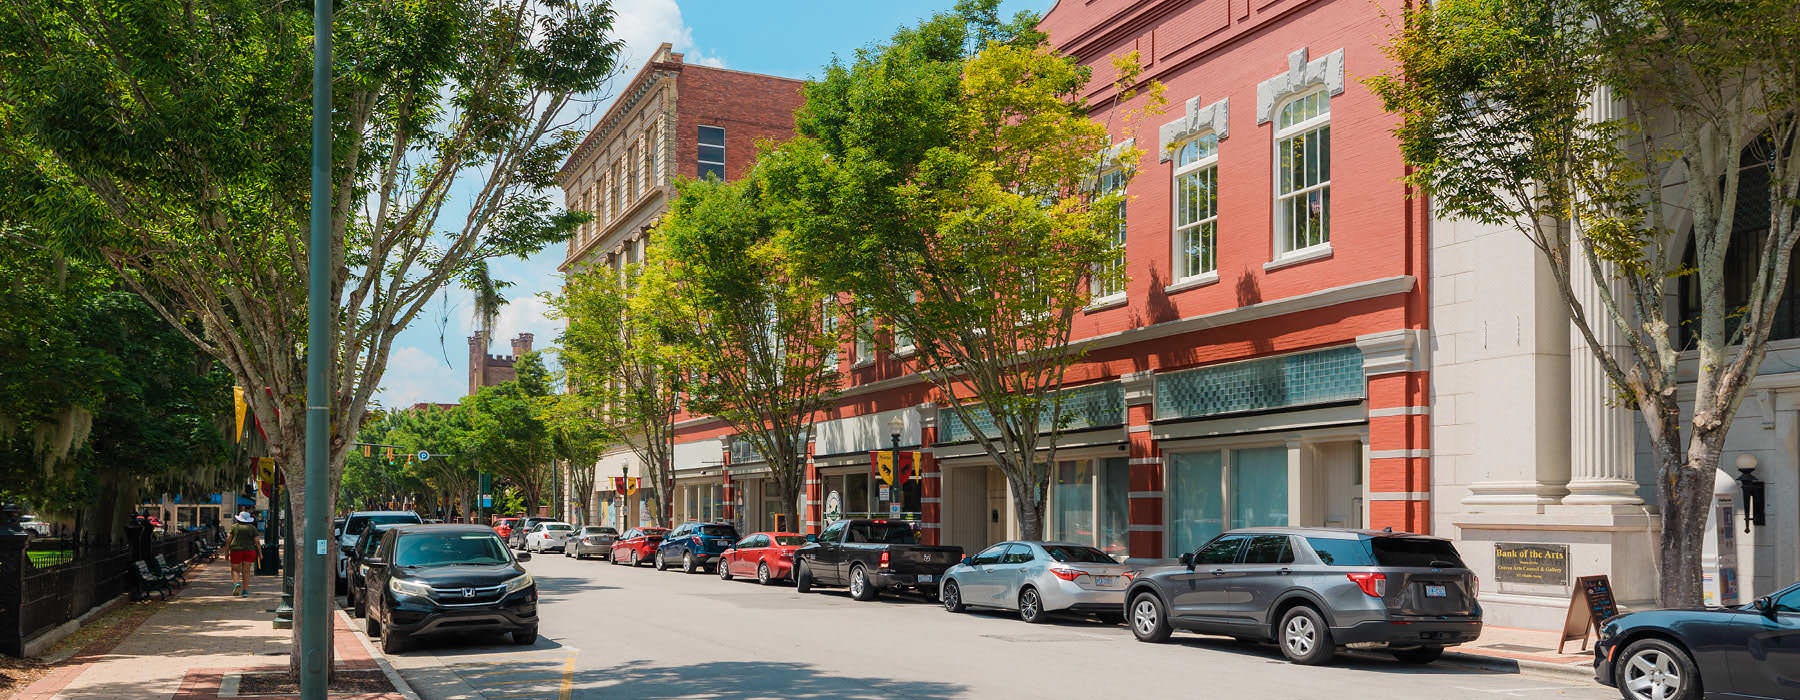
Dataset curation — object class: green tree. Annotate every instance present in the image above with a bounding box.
[461,352,554,514]
[760,1,1158,539]
[553,269,679,527]
[640,176,844,531]
[538,389,612,526]
[0,0,622,660]
[1371,0,1800,606]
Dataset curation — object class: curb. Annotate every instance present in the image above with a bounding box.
[1437,650,1595,682]
[339,609,423,700]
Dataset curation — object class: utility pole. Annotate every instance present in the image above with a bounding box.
[300,0,333,694]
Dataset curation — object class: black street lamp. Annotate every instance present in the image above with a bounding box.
[888,415,905,516]
[620,464,629,531]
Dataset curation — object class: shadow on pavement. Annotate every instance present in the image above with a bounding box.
[529,574,621,604]
[403,631,568,655]
[566,660,967,699]
[1169,636,1514,676]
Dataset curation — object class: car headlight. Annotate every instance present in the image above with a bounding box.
[502,573,534,594]
[389,577,433,597]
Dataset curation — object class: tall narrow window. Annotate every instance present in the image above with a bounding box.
[1274,90,1330,255]
[640,132,653,194]
[1092,168,1128,300]
[697,125,726,180]
[821,297,840,371]
[853,305,874,366]
[613,161,625,214]
[1173,134,1219,281]
[626,147,638,203]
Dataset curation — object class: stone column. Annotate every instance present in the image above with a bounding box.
[1565,85,1643,506]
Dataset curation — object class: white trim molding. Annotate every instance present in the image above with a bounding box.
[1367,491,1431,501]
[1368,449,1430,459]
[1122,370,1157,407]
[1367,406,1429,417]
[1256,48,1346,125]
[1356,328,1430,376]
[1127,524,1165,532]
[1158,96,1230,161]
[1072,276,1415,355]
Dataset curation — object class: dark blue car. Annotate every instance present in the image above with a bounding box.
[655,522,740,574]
[1594,580,1799,700]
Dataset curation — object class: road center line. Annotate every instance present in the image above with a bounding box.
[558,651,578,700]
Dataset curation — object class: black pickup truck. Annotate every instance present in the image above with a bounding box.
[794,519,963,601]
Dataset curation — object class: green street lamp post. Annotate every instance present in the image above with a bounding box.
[299,0,334,695]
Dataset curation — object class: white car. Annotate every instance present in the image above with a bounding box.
[18,515,52,537]
[524,522,577,553]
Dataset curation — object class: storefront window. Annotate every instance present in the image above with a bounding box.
[1167,451,1223,556]
[1052,461,1094,543]
[1232,447,1289,528]
[845,473,869,517]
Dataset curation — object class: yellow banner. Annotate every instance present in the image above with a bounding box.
[875,451,896,486]
[233,386,247,443]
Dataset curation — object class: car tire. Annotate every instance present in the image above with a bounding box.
[512,627,537,646]
[682,551,697,574]
[655,550,668,571]
[1616,638,1699,700]
[795,562,814,593]
[630,549,641,567]
[848,565,878,601]
[1277,606,1336,666]
[380,623,409,654]
[757,562,773,586]
[1018,586,1049,624]
[364,612,380,637]
[942,580,967,613]
[1129,592,1172,643]
[719,559,733,580]
[1391,645,1444,665]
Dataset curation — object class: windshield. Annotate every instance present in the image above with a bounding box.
[346,513,420,535]
[1044,545,1117,564]
[699,525,739,538]
[846,522,917,544]
[392,532,511,567]
[1370,537,1465,568]
[773,535,807,546]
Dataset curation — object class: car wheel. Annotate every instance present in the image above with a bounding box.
[683,551,697,574]
[1391,645,1444,665]
[364,611,380,637]
[1129,592,1172,643]
[630,549,640,567]
[512,627,537,645]
[942,580,967,613]
[757,562,773,586]
[1018,586,1047,624]
[655,550,667,571]
[1617,638,1698,700]
[1277,606,1336,665]
[719,559,733,580]
[849,565,878,601]
[380,623,410,654]
[795,562,814,593]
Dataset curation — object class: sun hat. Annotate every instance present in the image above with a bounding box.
[235,512,255,524]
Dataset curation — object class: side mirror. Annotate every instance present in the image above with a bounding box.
[1179,553,1194,568]
[364,557,387,568]
[960,556,973,566]
[1755,596,1775,615]
[804,534,817,543]
[333,528,342,538]
[517,550,532,561]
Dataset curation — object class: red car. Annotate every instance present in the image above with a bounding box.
[492,517,519,541]
[717,531,808,585]
[609,527,667,567]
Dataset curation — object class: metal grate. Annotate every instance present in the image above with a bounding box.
[940,382,1124,443]
[1155,346,1364,420]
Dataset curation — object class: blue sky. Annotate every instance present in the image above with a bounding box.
[375,0,1053,409]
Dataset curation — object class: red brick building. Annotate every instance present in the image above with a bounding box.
[655,0,1429,562]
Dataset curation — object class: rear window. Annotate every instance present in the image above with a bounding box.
[846,522,917,544]
[1305,538,1375,566]
[773,535,807,546]
[580,527,613,535]
[347,513,420,535]
[1370,537,1465,568]
[546,524,574,531]
[643,528,667,536]
[1044,545,1117,564]
[699,525,739,538]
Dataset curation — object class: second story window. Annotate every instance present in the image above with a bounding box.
[853,306,874,367]
[821,297,840,372]
[640,132,653,195]
[1091,168,1128,301]
[698,125,726,180]
[626,147,638,202]
[613,160,625,214]
[1174,133,1220,281]
[1274,90,1330,256]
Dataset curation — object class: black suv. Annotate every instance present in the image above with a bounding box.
[346,523,401,619]
[362,524,538,653]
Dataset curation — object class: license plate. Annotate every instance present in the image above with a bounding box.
[1425,584,1448,598]
[917,574,935,583]
[1094,576,1118,586]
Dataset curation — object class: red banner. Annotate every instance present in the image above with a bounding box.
[868,450,918,486]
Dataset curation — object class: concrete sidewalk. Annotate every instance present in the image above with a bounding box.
[13,559,414,700]
[1439,625,1599,680]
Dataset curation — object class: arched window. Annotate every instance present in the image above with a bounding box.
[1679,134,1800,345]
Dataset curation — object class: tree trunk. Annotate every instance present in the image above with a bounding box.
[1007,475,1046,541]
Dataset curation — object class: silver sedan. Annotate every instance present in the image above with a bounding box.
[939,541,1131,623]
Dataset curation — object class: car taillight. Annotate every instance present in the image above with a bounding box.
[1346,572,1387,598]
[879,551,890,568]
[1122,570,1137,580]
[1049,567,1083,582]
[1472,575,1480,599]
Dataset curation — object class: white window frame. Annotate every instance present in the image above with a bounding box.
[891,292,917,358]
[852,306,875,368]
[1088,168,1128,307]
[1269,89,1332,266]
[1169,134,1221,293]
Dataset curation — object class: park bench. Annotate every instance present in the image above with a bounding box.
[152,554,188,587]
[134,560,175,600]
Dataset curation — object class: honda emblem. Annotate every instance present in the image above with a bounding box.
[461,587,475,598]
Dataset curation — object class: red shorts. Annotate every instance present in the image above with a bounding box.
[228,549,258,564]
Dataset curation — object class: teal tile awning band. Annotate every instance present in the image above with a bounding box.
[1156,345,1365,420]
[940,382,1126,443]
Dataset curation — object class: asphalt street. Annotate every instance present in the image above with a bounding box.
[375,552,1617,700]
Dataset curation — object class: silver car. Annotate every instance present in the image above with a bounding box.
[940,541,1130,623]
[566,526,619,560]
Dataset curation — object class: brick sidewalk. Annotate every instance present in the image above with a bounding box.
[14,559,406,700]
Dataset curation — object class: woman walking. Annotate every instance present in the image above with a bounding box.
[226,511,260,597]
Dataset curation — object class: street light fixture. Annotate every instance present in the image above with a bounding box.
[620,464,629,531]
[888,415,904,516]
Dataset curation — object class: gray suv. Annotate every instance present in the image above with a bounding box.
[1124,527,1482,665]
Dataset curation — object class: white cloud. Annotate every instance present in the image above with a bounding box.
[376,346,464,410]
[611,0,725,78]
